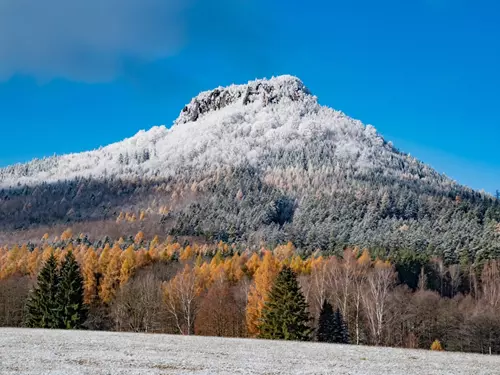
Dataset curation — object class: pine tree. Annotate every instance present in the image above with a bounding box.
[317,300,335,343]
[258,266,311,341]
[25,253,60,328]
[332,308,349,344]
[56,251,87,329]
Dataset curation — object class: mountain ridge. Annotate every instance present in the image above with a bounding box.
[0,75,458,192]
[0,75,498,259]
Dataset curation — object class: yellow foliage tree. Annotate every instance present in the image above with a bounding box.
[180,245,195,262]
[245,253,260,277]
[98,244,111,275]
[61,228,73,241]
[27,247,41,275]
[99,246,122,303]
[134,231,145,245]
[246,251,280,336]
[120,246,137,286]
[83,248,99,305]
[431,339,444,351]
[358,248,371,266]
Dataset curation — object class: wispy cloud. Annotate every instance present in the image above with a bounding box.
[0,0,190,82]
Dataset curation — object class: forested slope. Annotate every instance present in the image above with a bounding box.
[0,75,498,261]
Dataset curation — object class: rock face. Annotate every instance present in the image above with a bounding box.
[175,75,311,125]
[0,75,498,259]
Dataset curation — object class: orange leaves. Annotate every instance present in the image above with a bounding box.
[99,246,122,303]
[60,228,73,241]
[82,248,99,305]
[0,232,402,341]
[134,231,145,245]
[374,258,392,269]
[358,249,371,266]
[246,251,281,336]
[245,253,260,277]
[98,244,111,275]
[431,339,444,351]
[120,246,137,286]
[180,245,195,261]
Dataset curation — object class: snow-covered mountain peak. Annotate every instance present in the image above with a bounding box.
[0,75,458,193]
[175,75,313,125]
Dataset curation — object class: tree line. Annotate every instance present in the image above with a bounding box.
[1,232,500,354]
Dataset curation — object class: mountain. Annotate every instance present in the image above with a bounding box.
[0,75,499,261]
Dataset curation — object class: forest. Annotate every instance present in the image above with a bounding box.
[1,76,498,263]
[1,230,500,355]
[1,167,499,262]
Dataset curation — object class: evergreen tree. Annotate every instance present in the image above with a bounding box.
[56,251,87,329]
[317,302,349,344]
[258,266,311,341]
[25,253,60,328]
[317,300,335,342]
[332,308,349,344]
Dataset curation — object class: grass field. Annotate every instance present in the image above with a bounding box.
[0,328,498,374]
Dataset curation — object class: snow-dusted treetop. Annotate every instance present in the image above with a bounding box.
[0,75,455,190]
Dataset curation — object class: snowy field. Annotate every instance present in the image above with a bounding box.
[0,328,498,375]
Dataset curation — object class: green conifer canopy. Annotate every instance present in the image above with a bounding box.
[258,266,311,341]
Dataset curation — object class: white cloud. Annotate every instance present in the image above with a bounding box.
[0,0,189,82]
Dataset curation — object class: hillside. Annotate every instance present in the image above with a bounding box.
[0,75,498,260]
[1,328,498,375]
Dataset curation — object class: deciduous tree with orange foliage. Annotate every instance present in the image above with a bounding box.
[246,251,280,336]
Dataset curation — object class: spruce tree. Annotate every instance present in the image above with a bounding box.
[317,300,335,343]
[332,308,349,344]
[56,251,87,329]
[25,253,60,328]
[258,266,311,341]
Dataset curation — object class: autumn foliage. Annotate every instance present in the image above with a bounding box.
[431,340,444,351]
[1,230,500,354]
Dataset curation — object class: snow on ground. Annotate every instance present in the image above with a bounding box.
[0,329,498,375]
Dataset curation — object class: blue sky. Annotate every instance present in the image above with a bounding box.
[0,0,498,193]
